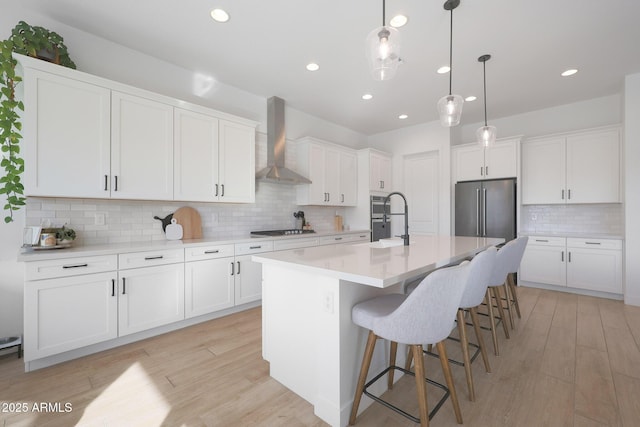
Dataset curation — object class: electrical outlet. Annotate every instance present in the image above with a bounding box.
[322,291,334,314]
[95,212,106,226]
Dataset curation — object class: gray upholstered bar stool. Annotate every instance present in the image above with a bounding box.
[502,236,528,320]
[349,262,470,427]
[405,247,497,402]
[485,236,529,355]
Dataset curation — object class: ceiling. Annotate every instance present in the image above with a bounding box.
[20,0,640,135]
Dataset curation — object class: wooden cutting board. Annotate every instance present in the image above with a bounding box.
[172,207,202,239]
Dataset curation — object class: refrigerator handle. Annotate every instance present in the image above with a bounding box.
[476,188,480,236]
[483,187,487,236]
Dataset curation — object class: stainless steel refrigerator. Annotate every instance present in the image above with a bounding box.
[455,178,517,242]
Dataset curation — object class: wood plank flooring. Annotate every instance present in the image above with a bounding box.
[1,286,640,427]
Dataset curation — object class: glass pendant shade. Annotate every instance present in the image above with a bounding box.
[366,25,401,81]
[477,125,497,148]
[437,94,464,127]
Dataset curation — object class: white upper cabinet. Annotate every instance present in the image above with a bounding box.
[111,91,174,200]
[217,119,256,203]
[522,127,621,204]
[174,108,220,202]
[369,150,392,192]
[296,137,357,206]
[24,69,111,198]
[453,138,518,182]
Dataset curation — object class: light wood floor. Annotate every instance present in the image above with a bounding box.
[2,286,640,427]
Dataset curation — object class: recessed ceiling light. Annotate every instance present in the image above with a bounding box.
[465,96,477,102]
[362,94,373,100]
[437,66,450,74]
[306,63,320,71]
[398,114,408,120]
[561,68,578,77]
[390,15,408,28]
[210,9,229,23]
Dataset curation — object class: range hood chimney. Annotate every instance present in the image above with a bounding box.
[256,96,312,184]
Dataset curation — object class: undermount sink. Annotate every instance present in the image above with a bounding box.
[356,238,408,248]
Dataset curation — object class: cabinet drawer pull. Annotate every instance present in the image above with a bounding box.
[122,277,126,294]
[144,255,164,261]
[62,263,88,269]
[237,261,241,275]
[334,237,343,241]
[585,242,601,245]
[112,279,115,297]
[104,175,108,191]
[249,245,262,250]
[230,262,235,275]
[204,250,220,254]
[535,239,549,242]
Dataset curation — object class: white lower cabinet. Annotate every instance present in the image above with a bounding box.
[117,263,185,336]
[520,236,622,295]
[235,241,274,305]
[184,244,235,319]
[24,271,118,360]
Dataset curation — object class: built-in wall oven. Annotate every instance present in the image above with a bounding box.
[370,195,391,241]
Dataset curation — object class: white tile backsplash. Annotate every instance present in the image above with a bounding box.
[25,182,347,246]
[520,204,624,236]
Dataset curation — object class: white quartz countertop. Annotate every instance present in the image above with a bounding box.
[252,235,503,288]
[17,229,370,262]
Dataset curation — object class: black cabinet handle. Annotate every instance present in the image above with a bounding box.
[215,184,219,196]
[335,237,342,241]
[585,242,601,245]
[204,249,219,254]
[535,239,549,242]
[114,176,118,191]
[122,277,126,294]
[144,255,164,260]
[236,261,240,275]
[111,279,115,296]
[62,263,88,269]
[104,175,108,191]
[561,251,564,262]
[249,245,261,250]
[568,252,572,262]
[230,262,234,275]
[221,184,225,197]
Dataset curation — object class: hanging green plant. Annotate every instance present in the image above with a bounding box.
[0,21,75,223]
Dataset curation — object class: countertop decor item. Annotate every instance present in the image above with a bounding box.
[173,207,202,239]
[0,21,76,223]
[165,218,183,240]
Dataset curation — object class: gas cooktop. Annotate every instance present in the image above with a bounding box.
[250,229,316,237]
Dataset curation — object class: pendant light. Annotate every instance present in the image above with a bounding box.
[477,54,497,147]
[437,0,463,127]
[366,0,401,81]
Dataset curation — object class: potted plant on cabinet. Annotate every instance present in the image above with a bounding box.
[0,21,76,223]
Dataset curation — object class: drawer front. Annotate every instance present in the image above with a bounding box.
[566,238,622,250]
[235,241,274,256]
[119,248,184,270]
[25,255,118,281]
[525,236,566,247]
[319,235,350,245]
[185,244,235,261]
[273,237,319,251]
[348,232,371,243]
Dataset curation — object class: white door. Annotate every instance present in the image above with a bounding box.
[403,152,438,235]
[174,108,220,202]
[324,148,340,204]
[370,151,392,191]
[339,150,358,206]
[566,129,620,204]
[521,137,566,204]
[24,70,111,198]
[111,92,174,200]
[118,264,185,336]
[485,140,517,179]
[24,272,118,360]
[218,120,256,203]
[566,247,622,293]
[519,244,567,286]
[185,257,234,318]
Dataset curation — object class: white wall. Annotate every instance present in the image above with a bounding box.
[624,73,640,306]
[367,122,452,236]
[452,94,623,145]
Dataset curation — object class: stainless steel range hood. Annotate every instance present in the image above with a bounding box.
[255,96,312,184]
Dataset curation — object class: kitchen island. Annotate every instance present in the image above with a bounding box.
[252,235,503,427]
